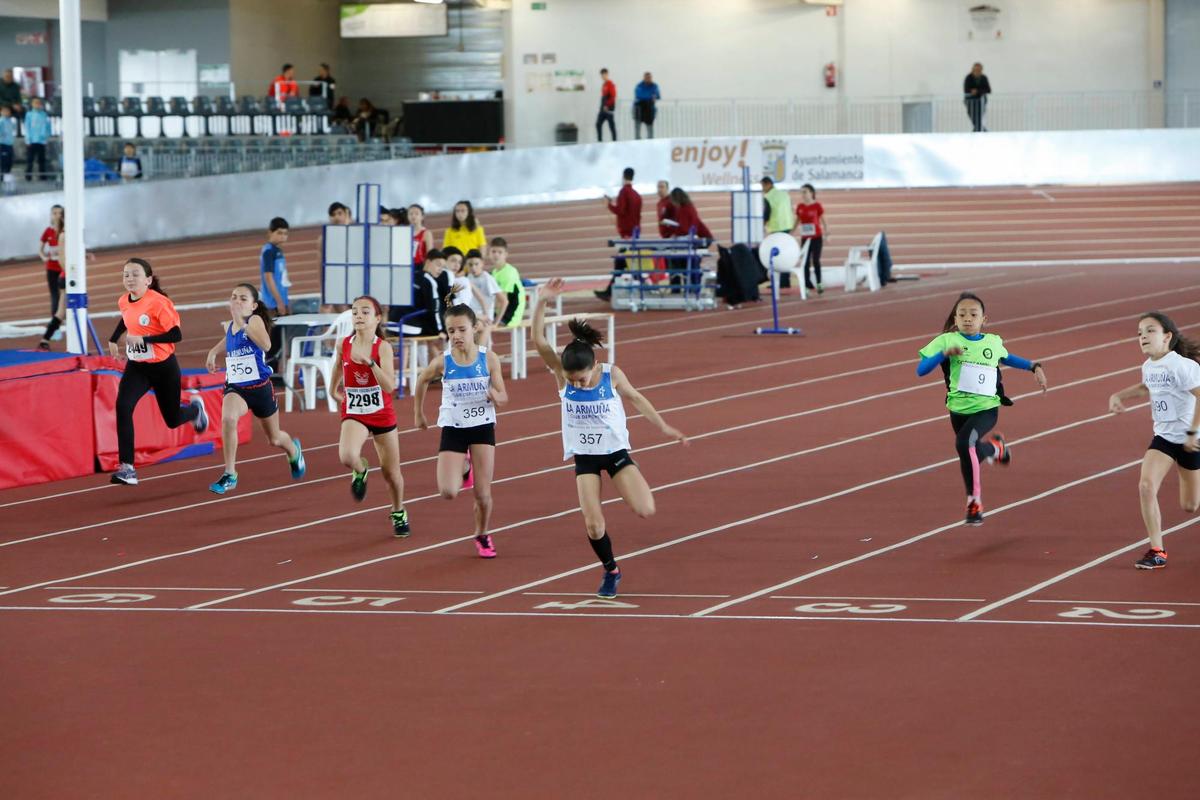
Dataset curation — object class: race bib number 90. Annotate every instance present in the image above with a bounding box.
[345,386,384,415]
[126,340,152,361]
[225,354,260,383]
[1151,396,1176,422]
[956,362,997,396]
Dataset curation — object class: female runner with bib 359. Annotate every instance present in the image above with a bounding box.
[204,283,306,494]
[413,304,508,558]
[1108,312,1200,570]
[917,292,1047,526]
[331,296,411,537]
[532,278,687,599]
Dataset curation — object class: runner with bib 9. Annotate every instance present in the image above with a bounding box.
[331,295,411,538]
[532,277,687,599]
[204,283,306,495]
[1108,312,1200,570]
[917,292,1048,526]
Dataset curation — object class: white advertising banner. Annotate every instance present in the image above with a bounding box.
[668,136,865,188]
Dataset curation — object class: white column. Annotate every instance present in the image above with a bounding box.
[60,0,90,354]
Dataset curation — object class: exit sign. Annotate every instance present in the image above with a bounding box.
[532,2,546,8]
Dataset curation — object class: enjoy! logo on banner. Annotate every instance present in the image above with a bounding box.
[668,136,865,188]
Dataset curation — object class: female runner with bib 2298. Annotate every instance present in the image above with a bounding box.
[532,278,687,599]
[204,283,306,494]
[331,295,411,537]
[413,304,508,558]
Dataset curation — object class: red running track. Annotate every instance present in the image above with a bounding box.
[3,260,1200,798]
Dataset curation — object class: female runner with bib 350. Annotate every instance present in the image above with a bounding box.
[917,292,1047,525]
[204,283,306,494]
[331,296,411,537]
[107,258,209,486]
[413,304,508,558]
[533,278,687,599]
[1108,312,1200,570]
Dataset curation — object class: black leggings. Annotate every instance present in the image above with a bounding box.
[46,270,61,316]
[115,356,199,465]
[949,408,998,498]
[804,237,823,288]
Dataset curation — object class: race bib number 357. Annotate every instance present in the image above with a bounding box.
[346,386,384,415]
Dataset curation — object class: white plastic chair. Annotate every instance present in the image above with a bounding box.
[285,310,353,412]
[842,232,883,293]
[771,238,810,300]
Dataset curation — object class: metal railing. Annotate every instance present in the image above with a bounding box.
[602,91,1200,139]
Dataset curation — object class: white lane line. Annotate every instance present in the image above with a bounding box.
[43,585,243,592]
[1,271,1181,510]
[522,592,730,598]
[192,370,1138,612]
[956,516,1200,622]
[1026,599,1200,607]
[278,588,482,595]
[769,595,986,603]
[690,457,1143,618]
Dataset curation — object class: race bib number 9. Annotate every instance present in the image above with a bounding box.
[1151,396,1176,422]
[225,354,260,383]
[126,340,152,361]
[346,386,384,415]
[956,362,997,396]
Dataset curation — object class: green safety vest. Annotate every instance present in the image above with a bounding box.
[764,187,795,234]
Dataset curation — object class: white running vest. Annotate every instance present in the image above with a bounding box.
[560,363,631,458]
[438,347,496,428]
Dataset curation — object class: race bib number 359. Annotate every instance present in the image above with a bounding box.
[346,386,384,415]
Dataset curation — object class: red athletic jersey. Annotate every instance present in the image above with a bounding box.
[340,335,396,428]
[600,79,617,111]
[412,226,428,265]
[795,202,824,241]
[41,227,61,273]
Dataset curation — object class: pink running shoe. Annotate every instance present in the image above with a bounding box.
[474,534,496,558]
[461,453,474,490]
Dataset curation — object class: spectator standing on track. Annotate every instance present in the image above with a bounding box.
[916,292,1047,526]
[23,97,50,181]
[792,183,828,294]
[413,249,452,340]
[443,200,487,255]
[269,64,299,100]
[596,68,617,141]
[204,282,306,495]
[259,217,291,317]
[760,176,795,289]
[656,180,676,238]
[668,188,714,290]
[633,72,660,139]
[0,104,16,188]
[487,237,526,328]
[413,303,508,559]
[1107,312,1200,570]
[596,166,643,301]
[964,63,991,132]
[309,63,336,100]
[532,277,687,599]
[107,258,210,486]
[464,248,506,345]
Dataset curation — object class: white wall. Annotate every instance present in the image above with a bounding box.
[506,0,1156,147]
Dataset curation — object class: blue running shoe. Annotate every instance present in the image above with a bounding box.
[289,438,306,479]
[209,472,238,494]
[189,393,209,433]
[597,568,621,599]
[110,463,138,485]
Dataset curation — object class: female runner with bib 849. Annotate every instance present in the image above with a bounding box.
[413,304,508,558]
[533,278,687,599]
[1108,312,1200,570]
[917,292,1047,526]
[331,296,411,537]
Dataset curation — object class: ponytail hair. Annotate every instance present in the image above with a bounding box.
[236,283,273,334]
[126,257,166,297]
[942,291,984,333]
[1141,311,1200,363]
[352,294,387,339]
[562,318,604,372]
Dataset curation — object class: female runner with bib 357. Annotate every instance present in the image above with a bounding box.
[331,296,411,538]
[917,292,1047,526]
[413,304,508,558]
[532,278,687,599]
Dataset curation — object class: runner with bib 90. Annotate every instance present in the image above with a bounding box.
[917,292,1048,526]
[532,278,687,599]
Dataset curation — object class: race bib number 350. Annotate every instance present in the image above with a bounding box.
[956,362,997,396]
[346,386,384,415]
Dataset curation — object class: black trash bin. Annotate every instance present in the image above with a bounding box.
[555,122,578,145]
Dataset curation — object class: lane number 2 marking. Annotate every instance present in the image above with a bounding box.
[1057,606,1175,620]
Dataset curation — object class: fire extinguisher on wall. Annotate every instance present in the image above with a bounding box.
[824,62,837,89]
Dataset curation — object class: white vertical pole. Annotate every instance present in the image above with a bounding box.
[60,0,89,355]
